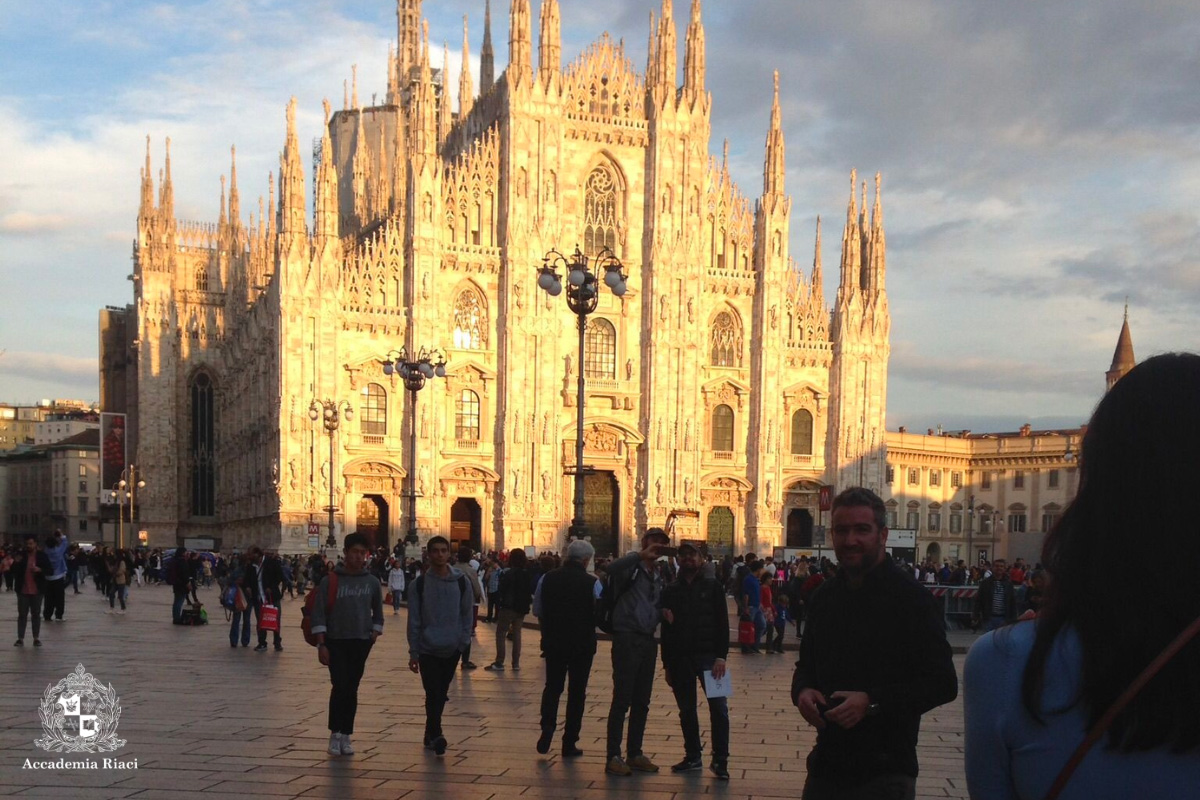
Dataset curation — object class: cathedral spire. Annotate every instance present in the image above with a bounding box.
[811,215,825,308]
[509,0,533,86]
[1106,305,1136,391]
[353,98,370,226]
[646,10,657,81]
[838,169,860,294]
[315,99,339,239]
[652,0,677,104]
[397,0,422,89]
[266,170,276,243]
[228,145,241,230]
[218,174,227,229]
[439,43,451,143]
[538,0,561,86]
[139,135,155,219]
[862,172,886,294]
[683,0,705,98]
[387,43,398,103]
[411,21,438,156]
[480,0,495,93]
[459,16,475,118]
[159,137,175,223]
[279,97,307,237]
[762,71,785,200]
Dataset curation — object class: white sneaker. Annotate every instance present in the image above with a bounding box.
[339,735,355,755]
[328,733,342,755]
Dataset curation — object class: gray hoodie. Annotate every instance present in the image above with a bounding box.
[308,567,384,640]
[407,565,473,659]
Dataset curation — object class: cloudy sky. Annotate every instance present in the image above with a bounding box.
[3,0,1198,431]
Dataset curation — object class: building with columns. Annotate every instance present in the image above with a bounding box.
[105,0,891,556]
[880,313,1136,567]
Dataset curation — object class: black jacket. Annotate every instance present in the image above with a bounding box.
[497,566,535,615]
[660,572,730,663]
[538,560,598,656]
[973,576,1017,623]
[12,550,52,594]
[246,557,286,605]
[791,555,957,781]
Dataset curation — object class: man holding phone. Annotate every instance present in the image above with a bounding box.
[791,488,957,800]
[604,527,669,777]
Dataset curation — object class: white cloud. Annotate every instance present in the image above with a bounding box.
[0,212,70,234]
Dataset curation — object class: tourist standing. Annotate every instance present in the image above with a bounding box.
[792,487,957,800]
[106,551,129,614]
[457,546,484,670]
[604,527,669,777]
[487,549,533,671]
[407,536,473,756]
[660,541,731,780]
[386,558,406,615]
[535,539,597,758]
[246,546,285,651]
[311,532,384,757]
[228,553,252,647]
[13,536,50,646]
[42,529,69,622]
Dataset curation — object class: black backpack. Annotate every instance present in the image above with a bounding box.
[595,564,639,634]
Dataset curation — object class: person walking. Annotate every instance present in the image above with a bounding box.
[792,487,958,800]
[310,532,384,757]
[106,551,129,614]
[483,557,501,622]
[456,546,484,670]
[604,527,670,777]
[660,541,732,780]
[13,536,50,647]
[42,529,69,622]
[534,539,598,758]
[246,546,285,651]
[386,558,406,616]
[227,553,253,647]
[407,536,473,756]
[486,549,533,671]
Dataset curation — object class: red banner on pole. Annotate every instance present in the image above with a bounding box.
[818,485,834,512]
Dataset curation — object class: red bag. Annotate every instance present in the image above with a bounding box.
[301,573,339,647]
[258,604,280,633]
[738,618,755,646]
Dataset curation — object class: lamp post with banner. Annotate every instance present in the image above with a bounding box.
[535,245,628,540]
[382,346,447,551]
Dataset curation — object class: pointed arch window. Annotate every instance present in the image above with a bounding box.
[452,289,487,349]
[196,268,209,292]
[190,372,215,517]
[583,165,620,257]
[790,409,814,455]
[455,390,481,441]
[712,404,735,453]
[585,318,617,379]
[710,311,742,367]
[360,383,387,437]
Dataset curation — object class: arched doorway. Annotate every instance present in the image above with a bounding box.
[450,497,482,552]
[356,495,388,551]
[581,471,619,558]
[786,508,814,547]
[706,507,734,557]
[926,542,942,563]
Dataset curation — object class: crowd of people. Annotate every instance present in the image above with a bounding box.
[8,357,1200,798]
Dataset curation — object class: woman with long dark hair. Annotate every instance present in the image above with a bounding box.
[964,353,1200,798]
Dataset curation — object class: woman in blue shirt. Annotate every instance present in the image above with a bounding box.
[964,353,1200,799]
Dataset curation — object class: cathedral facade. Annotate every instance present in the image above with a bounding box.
[116,0,891,556]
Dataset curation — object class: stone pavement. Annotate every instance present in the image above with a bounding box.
[0,582,969,799]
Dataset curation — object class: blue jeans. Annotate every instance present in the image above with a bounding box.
[229,608,252,645]
[751,607,766,647]
[109,584,128,610]
[172,588,187,622]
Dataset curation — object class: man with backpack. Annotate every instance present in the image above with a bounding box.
[309,532,384,757]
[407,536,473,756]
[604,527,670,776]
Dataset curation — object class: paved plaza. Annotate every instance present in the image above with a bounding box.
[0,583,971,799]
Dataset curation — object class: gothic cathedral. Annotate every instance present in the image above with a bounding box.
[120,0,890,556]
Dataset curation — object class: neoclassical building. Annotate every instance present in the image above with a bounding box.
[108,0,891,556]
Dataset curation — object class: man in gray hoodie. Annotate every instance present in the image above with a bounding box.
[407,535,473,756]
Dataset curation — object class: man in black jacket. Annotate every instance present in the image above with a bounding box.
[792,488,957,800]
[246,546,286,651]
[972,559,1016,631]
[534,539,597,758]
[660,541,731,780]
[12,536,52,646]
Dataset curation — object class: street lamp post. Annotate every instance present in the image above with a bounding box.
[535,245,628,540]
[966,493,975,575]
[382,347,447,552]
[109,465,145,549]
[309,399,354,548]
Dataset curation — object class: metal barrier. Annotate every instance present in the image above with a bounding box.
[926,584,979,630]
